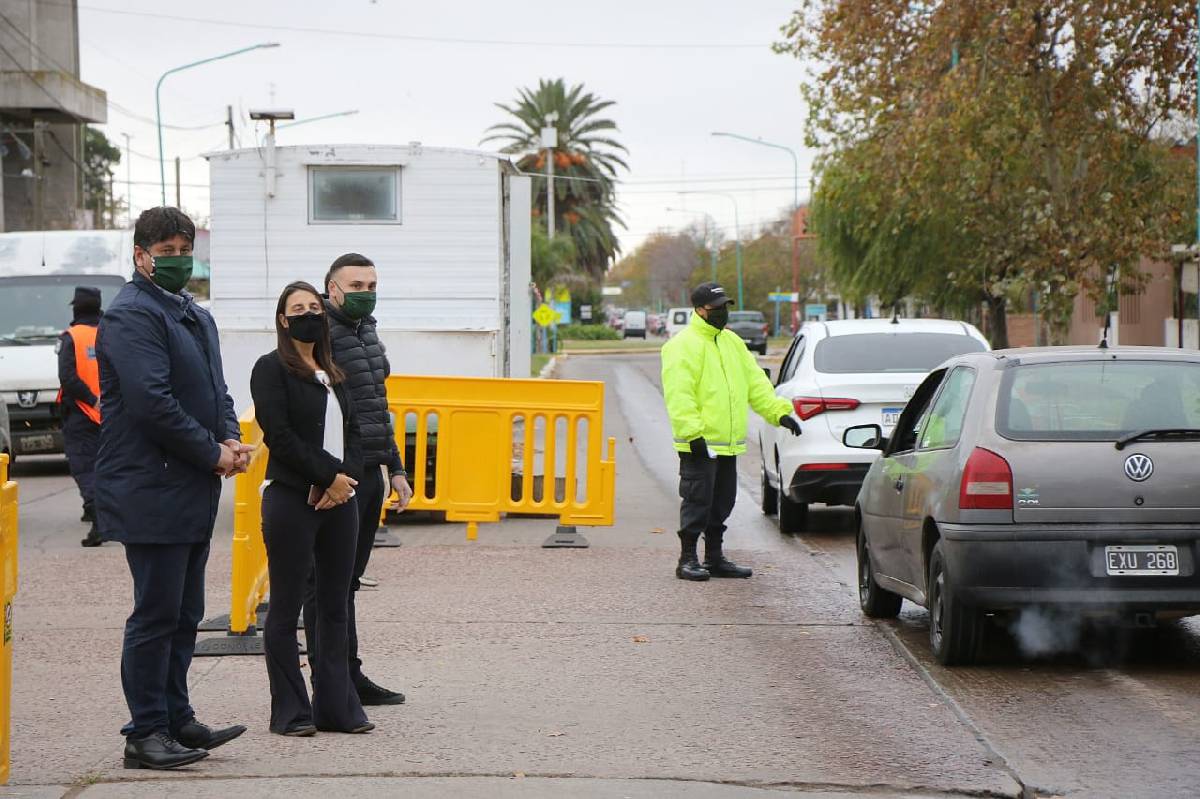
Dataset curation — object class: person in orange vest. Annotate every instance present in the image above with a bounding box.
[58,285,104,547]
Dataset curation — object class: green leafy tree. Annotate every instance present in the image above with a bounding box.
[483,78,629,279]
[531,224,577,288]
[778,0,1198,346]
[83,126,122,228]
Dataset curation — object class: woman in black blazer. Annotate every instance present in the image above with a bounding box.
[250,280,372,737]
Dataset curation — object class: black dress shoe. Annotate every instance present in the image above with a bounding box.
[356,677,405,706]
[80,526,102,547]
[123,732,209,770]
[675,557,711,581]
[175,719,247,751]
[704,557,753,578]
[277,723,317,737]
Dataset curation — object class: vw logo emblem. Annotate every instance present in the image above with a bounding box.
[1124,453,1154,482]
[16,390,37,409]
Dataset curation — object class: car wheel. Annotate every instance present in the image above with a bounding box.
[776,477,808,534]
[760,459,778,516]
[758,344,768,355]
[857,520,902,618]
[928,540,982,666]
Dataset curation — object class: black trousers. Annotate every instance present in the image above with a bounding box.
[62,407,99,512]
[303,464,385,685]
[121,541,209,738]
[262,482,367,733]
[678,453,739,549]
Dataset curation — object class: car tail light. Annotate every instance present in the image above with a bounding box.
[791,396,861,420]
[761,323,770,336]
[799,463,850,471]
[959,447,1013,510]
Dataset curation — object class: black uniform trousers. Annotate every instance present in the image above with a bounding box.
[678,453,739,548]
[302,464,385,685]
[61,406,99,513]
[262,482,368,733]
[120,540,209,738]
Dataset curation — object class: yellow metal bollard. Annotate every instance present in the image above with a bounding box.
[0,454,18,784]
[228,410,270,635]
[386,375,616,540]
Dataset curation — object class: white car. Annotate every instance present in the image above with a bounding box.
[760,318,990,532]
[666,307,692,338]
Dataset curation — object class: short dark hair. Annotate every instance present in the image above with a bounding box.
[133,207,195,254]
[324,252,375,292]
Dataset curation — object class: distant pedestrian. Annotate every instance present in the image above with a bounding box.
[660,282,802,581]
[57,286,103,547]
[95,207,253,770]
[251,281,373,736]
[302,252,412,707]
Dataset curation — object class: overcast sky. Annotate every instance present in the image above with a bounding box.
[80,0,816,259]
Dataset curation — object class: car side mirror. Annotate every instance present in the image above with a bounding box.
[843,424,886,450]
[762,367,771,380]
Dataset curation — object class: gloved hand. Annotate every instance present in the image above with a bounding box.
[779,415,802,436]
[688,437,709,457]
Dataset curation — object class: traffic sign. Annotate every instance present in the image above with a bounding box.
[768,292,799,302]
[532,303,558,328]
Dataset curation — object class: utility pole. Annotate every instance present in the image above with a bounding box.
[542,112,559,238]
[174,157,181,209]
[226,105,235,149]
[122,133,132,223]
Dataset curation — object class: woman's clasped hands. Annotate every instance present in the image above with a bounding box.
[314,472,358,511]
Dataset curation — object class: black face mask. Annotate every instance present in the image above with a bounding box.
[704,306,730,330]
[286,312,325,343]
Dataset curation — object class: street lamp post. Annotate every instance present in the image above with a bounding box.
[665,207,719,282]
[711,131,802,331]
[156,43,280,205]
[679,191,743,309]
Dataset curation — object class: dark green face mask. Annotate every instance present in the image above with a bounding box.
[337,285,377,320]
[150,255,193,294]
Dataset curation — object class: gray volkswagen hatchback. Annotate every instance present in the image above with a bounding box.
[845,346,1200,665]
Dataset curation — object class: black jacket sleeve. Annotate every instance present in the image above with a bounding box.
[250,355,341,490]
[57,332,98,407]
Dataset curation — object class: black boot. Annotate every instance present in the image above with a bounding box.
[81,524,102,548]
[675,533,710,581]
[703,531,752,578]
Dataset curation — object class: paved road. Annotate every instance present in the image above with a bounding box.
[3,350,1198,798]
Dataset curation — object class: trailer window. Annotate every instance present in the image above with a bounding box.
[309,167,400,223]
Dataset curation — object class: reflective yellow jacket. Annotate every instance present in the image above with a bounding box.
[661,312,793,456]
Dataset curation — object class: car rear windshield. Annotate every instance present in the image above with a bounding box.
[729,312,765,323]
[813,332,986,374]
[998,359,1200,441]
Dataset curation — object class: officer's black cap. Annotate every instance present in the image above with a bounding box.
[690,282,734,309]
[70,286,102,308]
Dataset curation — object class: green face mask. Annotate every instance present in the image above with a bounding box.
[149,255,193,294]
[337,285,377,320]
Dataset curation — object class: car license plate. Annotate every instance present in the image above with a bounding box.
[882,407,903,428]
[1105,545,1179,576]
[18,433,55,454]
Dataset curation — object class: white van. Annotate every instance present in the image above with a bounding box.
[666,307,692,338]
[622,310,647,339]
[0,230,132,458]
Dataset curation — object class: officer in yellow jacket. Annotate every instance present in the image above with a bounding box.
[661,283,802,581]
[57,286,104,547]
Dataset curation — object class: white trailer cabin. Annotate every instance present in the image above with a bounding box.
[206,143,532,410]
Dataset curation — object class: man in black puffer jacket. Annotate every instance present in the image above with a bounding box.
[302,252,413,707]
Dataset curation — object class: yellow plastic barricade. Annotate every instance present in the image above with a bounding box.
[0,455,18,783]
[386,375,616,540]
[227,410,270,636]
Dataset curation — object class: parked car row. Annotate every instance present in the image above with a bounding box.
[762,317,1200,665]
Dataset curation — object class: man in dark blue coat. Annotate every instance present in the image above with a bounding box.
[95,207,253,770]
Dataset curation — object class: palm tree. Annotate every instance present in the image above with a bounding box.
[482,78,628,279]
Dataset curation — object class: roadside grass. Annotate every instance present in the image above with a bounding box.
[531,352,552,376]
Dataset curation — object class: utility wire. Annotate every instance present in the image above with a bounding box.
[69,3,768,50]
